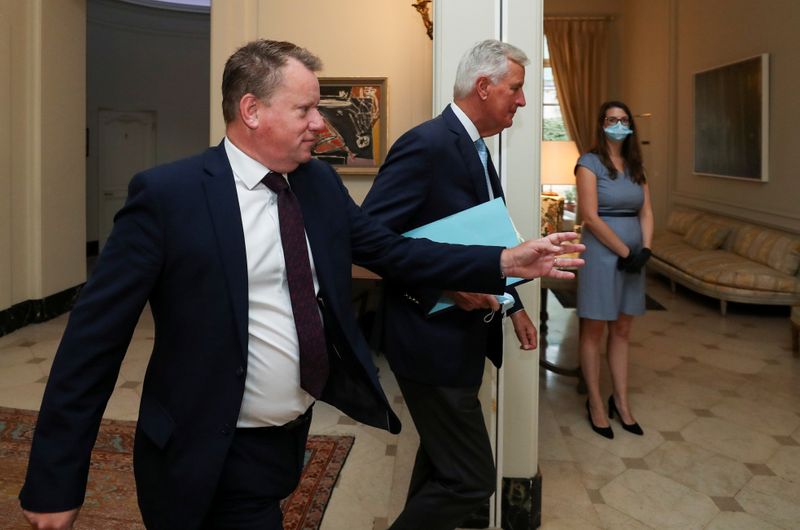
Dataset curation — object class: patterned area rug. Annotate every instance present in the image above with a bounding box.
[0,407,353,530]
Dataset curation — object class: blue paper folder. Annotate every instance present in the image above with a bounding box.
[402,198,525,314]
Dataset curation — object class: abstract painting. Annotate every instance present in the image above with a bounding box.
[313,78,387,175]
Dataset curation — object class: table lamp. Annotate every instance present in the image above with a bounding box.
[540,140,580,233]
[540,140,579,192]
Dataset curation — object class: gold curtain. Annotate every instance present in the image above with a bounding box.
[544,18,609,155]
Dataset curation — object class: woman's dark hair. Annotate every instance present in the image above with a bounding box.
[590,100,646,184]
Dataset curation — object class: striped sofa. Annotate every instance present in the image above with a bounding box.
[650,208,800,354]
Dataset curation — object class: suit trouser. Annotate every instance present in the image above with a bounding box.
[389,376,496,530]
[199,408,312,530]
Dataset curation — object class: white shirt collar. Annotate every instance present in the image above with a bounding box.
[450,102,481,143]
[224,137,282,190]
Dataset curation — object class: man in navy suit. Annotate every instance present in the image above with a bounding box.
[362,40,535,530]
[20,40,582,530]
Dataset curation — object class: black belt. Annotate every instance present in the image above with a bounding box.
[600,211,638,217]
[279,407,313,430]
[240,405,313,433]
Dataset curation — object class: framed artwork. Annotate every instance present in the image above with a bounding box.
[313,77,387,175]
[693,54,769,181]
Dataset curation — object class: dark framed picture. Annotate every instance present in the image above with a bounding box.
[313,77,387,175]
[693,54,769,181]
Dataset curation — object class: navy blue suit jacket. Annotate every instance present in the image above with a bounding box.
[19,142,506,528]
[362,105,522,387]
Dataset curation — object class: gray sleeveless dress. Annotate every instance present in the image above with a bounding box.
[576,152,646,320]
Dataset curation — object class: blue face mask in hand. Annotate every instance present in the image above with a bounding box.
[483,293,516,323]
[604,121,633,142]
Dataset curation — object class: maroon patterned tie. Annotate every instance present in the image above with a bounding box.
[262,172,329,399]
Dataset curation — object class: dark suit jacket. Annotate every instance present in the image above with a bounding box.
[19,142,506,529]
[362,105,522,388]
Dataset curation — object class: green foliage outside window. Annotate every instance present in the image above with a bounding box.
[543,118,569,141]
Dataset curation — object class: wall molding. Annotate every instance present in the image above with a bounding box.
[89,0,209,40]
[0,284,83,338]
[672,191,800,233]
[120,0,209,14]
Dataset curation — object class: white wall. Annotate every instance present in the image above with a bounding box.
[620,0,671,229]
[0,1,12,310]
[42,0,88,296]
[669,0,800,232]
[86,0,209,242]
[0,0,86,309]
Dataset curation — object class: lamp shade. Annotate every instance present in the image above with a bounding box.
[541,140,580,186]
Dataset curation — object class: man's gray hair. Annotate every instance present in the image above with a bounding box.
[453,39,529,99]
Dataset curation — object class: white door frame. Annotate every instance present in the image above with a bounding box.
[433,1,542,526]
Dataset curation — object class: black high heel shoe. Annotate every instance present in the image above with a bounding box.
[586,400,614,439]
[608,396,644,436]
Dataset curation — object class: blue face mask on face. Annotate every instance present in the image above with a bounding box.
[604,121,633,142]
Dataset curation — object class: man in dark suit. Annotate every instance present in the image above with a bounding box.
[19,39,582,530]
[361,39,536,530]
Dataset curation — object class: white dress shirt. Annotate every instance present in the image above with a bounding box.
[224,138,317,427]
[450,102,495,199]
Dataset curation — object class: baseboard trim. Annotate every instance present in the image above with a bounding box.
[86,240,99,257]
[0,284,84,337]
[501,470,542,529]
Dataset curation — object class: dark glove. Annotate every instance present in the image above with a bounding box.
[617,248,651,273]
[617,249,634,271]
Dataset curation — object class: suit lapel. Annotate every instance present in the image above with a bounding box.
[442,105,494,203]
[287,164,332,291]
[202,143,249,362]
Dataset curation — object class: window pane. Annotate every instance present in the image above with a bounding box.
[543,104,561,120]
[543,67,558,105]
[542,40,569,141]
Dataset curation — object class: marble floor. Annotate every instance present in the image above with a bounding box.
[538,276,800,530]
[0,273,798,529]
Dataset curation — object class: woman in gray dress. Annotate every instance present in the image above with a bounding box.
[575,101,653,439]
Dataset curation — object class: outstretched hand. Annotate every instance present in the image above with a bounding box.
[500,232,585,280]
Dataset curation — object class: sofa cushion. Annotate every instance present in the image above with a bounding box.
[683,222,730,250]
[666,210,700,235]
[652,231,683,248]
[695,258,798,293]
[653,242,798,293]
[731,226,800,276]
